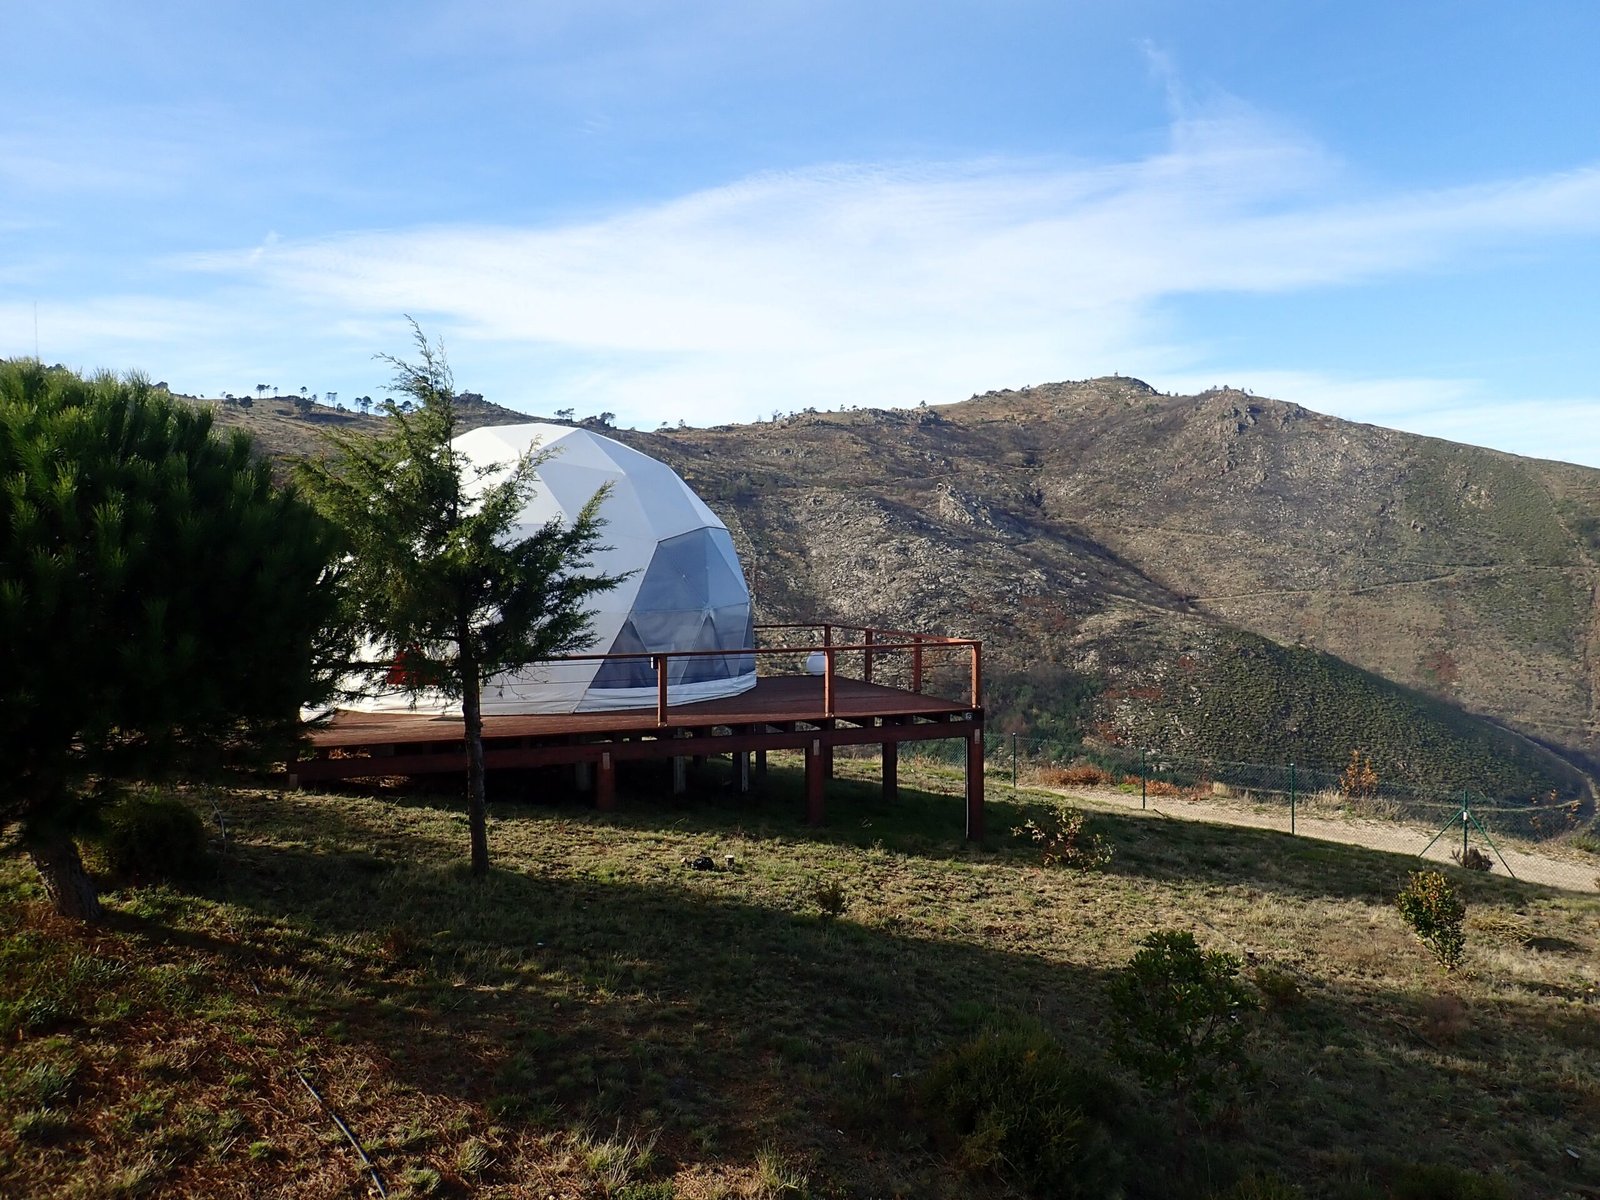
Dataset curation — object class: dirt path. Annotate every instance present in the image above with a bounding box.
[1039,784,1600,894]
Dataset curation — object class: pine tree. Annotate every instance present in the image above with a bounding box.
[0,360,342,918]
[297,324,622,874]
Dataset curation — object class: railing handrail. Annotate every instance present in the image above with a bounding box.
[358,620,982,727]
[548,636,978,662]
[755,621,965,644]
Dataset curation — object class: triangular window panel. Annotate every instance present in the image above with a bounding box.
[680,614,727,683]
[590,618,655,689]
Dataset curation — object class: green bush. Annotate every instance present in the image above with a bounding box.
[1107,930,1257,1114]
[1251,966,1304,1011]
[616,1183,676,1200]
[1388,1162,1513,1200]
[919,1019,1131,1199]
[98,793,209,883]
[1396,872,1466,972]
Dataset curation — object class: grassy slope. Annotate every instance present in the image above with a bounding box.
[1099,629,1589,800]
[644,399,1596,803]
[4,767,1598,1199]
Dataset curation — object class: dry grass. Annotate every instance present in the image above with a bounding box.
[2,757,1597,1198]
[1036,762,1114,788]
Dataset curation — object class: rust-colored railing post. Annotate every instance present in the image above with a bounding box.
[970,641,983,709]
[823,623,832,649]
[912,636,923,694]
[823,646,835,717]
[863,629,874,685]
[655,654,669,725]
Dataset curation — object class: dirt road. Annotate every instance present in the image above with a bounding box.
[1043,783,1600,894]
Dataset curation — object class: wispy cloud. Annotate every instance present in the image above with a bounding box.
[1,299,192,346]
[173,109,1600,439]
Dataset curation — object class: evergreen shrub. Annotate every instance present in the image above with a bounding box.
[1396,872,1466,972]
[98,793,209,883]
[1107,930,1257,1114]
[919,1019,1131,1199]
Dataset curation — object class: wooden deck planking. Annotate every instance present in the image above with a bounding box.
[308,675,973,748]
[294,672,986,840]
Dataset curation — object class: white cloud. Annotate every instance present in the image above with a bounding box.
[0,297,219,352]
[63,107,1598,447]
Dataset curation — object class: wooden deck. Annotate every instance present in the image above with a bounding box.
[295,674,986,838]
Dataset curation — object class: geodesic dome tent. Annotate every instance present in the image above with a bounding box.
[341,422,756,715]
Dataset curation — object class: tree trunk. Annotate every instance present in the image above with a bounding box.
[27,832,103,921]
[460,653,490,876]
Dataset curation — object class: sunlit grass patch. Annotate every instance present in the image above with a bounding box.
[1,767,1595,1198]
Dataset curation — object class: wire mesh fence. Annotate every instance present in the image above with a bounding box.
[984,735,1600,894]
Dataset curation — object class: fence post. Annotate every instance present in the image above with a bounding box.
[1462,788,1470,862]
[1140,747,1147,811]
[1289,761,1296,835]
[1011,733,1018,795]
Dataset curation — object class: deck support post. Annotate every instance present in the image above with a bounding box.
[806,738,825,826]
[596,752,616,812]
[882,740,898,804]
[754,749,768,786]
[574,760,592,793]
[822,744,834,780]
[672,756,687,795]
[736,751,751,793]
[965,728,985,841]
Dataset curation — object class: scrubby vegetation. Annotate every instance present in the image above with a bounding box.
[1396,871,1468,973]
[1107,930,1258,1117]
[2,759,1595,1198]
[1100,630,1585,800]
[1011,802,1114,870]
[95,791,211,884]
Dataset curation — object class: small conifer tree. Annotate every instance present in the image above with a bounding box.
[298,323,622,875]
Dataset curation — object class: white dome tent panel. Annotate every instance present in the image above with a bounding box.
[339,422,756,716]
[531,462,656,538]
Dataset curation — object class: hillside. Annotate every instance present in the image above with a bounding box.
[627,381,1599,799]
[178,380,1600,801]
[3,769,1597,1198]
[181,391,538,466]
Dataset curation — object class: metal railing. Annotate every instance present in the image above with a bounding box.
[515,622,982,726]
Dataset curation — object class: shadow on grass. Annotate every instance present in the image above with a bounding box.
[338,754,1581,909]
[191,787,1596,1195]
[25,773,1590,1199]
[300,754,997,862]
[194,823,1134,1196]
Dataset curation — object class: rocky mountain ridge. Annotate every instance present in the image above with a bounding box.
[185,378,1600,799]
[636,378,1599,796]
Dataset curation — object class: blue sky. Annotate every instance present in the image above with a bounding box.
[5,1,1600,464]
